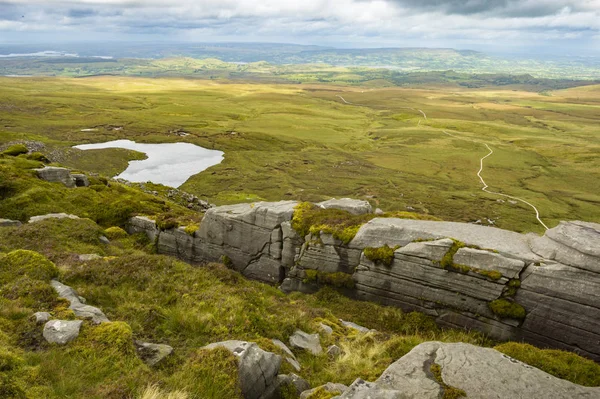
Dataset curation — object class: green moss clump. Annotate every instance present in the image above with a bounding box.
[184,224,199,236]
[83,322,135,356]
[439,240,466,270]
[103,226,128,240]
[430,363,467,399]
[2,145,28,157]
[504,279,521,297]
[363,245,398,266]
[489,299,526,320]
[166,347,242,399]
[303,270,355,289]
[494,342,600,387]
[1,276,58,308]
[24,152,49,163]
[0,250,59,284]
[305,386,342,399]
[155,213,180,231]
[474,269,503,281]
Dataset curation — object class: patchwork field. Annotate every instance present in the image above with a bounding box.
[1,76,599,233]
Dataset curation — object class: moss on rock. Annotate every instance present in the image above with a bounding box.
[303,270,355,289]
[363,244,398,266]
[103,226,128,240]
[488,298,526,320]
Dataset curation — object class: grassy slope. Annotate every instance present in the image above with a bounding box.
[0,155,599,398]
[0,77,599,234]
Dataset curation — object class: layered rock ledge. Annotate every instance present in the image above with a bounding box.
[128,200,600,361]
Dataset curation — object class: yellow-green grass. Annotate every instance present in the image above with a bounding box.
[0,77,598,233]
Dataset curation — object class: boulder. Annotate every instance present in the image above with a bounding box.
[71,174,90,187]
[203,340,282,399]
[33,312,51,324]
[28,213,80,223]
[327,345,342,358]
[317,198,373,215]
[43,320,82,345]
[261,373,310,399]
[289,330,322,355]
[337,341,600,399]
[0,218,22,227]
[300,382,349,399]
[134,341,174,366]
[318,322,333,336]
[272,339,301,371]
[127,216,160,241]
[340,320,374,334]
[78,254,102,262]
[34,166,75,188]
[51,280,109,324]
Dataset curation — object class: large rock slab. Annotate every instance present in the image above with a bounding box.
[338,341,600,398]
[43,320,82,345]
[453,247,525,279]
[317,198,373,215]
[203,340,282,399]
[35,166,75,188]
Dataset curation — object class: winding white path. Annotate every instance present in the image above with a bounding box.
[336,95,352,104]
[443,131,549,230]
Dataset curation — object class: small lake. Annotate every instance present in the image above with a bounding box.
[73,139,224,188]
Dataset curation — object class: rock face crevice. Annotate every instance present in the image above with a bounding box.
[127,200,600,361]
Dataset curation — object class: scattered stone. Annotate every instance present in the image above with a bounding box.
[28,213,80,223]
[99,236,110,245]
[0,218,22,227]
[327,345,342,358]
[318,322,333,336]
[509,200,518,205]
[71,174,90,187]
[51,280,109,324]
[203,340,282,399]
[374,208,384,215]
[33,312,51,324]
[317,198,373,215]
[340,320,373,334]
[289,330,322,355]
[300,382,349,399]
[34,166,75,188]
[272,339,301,371]
[406,206,415,211]
[43,320,82,345]
[78,254,102,262]
[134,341,174,366]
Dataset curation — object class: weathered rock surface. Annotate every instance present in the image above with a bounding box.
[71,174,89,187]
[203,340,282,399]
[327,345,342,358]
[317,198,373,215]
[0,218,22,227]
[33,312,51,324]
[289,330,322,355]
[29,213,80,223]
[300,382,349,399]
[127,200,600,360]
[78,254,102,262]
[43,320,82,345]
[337,342,600,399]
[134,341,174,366]
[272,339,301,371]
[35,166,76,188]
[51,280,109,324]
[261,374,311,399]
[340,320,373,334]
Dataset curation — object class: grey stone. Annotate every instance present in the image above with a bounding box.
[327,345,342,358]
[262,373,310,399]
[453,247,525,279]
[318,322,333,336]
[0,218,21,227]
[134,341,174,366]
[340,320,373,334]
[50,280,109,324]
[289,330,322,355]
[395,238,454,262]
[317,198,373,215]
[35,166,75,188]
[375,208,384,215]
[127,216,159,241]
[99,235,110,245]
[272,339,301,371]
[43,320,82,345]
[297,235,362,274]
[300,383,349,399]
[28,213,80,223]
[33,311,51,324]
[71,174,90,187]
[203,340,282,399]
[78,254,102,262]
[338,341,600,398]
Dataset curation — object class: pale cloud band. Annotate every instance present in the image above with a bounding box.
[0,0,598,53]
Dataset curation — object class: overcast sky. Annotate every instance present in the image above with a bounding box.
[1,0,599,55]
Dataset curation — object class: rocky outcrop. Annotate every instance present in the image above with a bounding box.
[127,201,600,361]
[35,166,76,188]
[336,342,600,399]
[203,340,282,399]
[43,320,82,345]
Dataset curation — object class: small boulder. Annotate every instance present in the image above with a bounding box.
[51,280,109,324]
[99,236,110,245]
[34,166,75,188]
[327,345,342,358]
[33,312,51,324]
[300,382,349,399]
[272,338,301,371]
[289,330,322,355]
[340,320,374,334]
[28,213,80,223]
[0,218,22,227]
[135,341,174,366]
[78,254,102,262]
[318,322,333,336]
[317,198,373,215]
[375,208,384,215]
[43,320,82,345]
[71,174,90,187]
